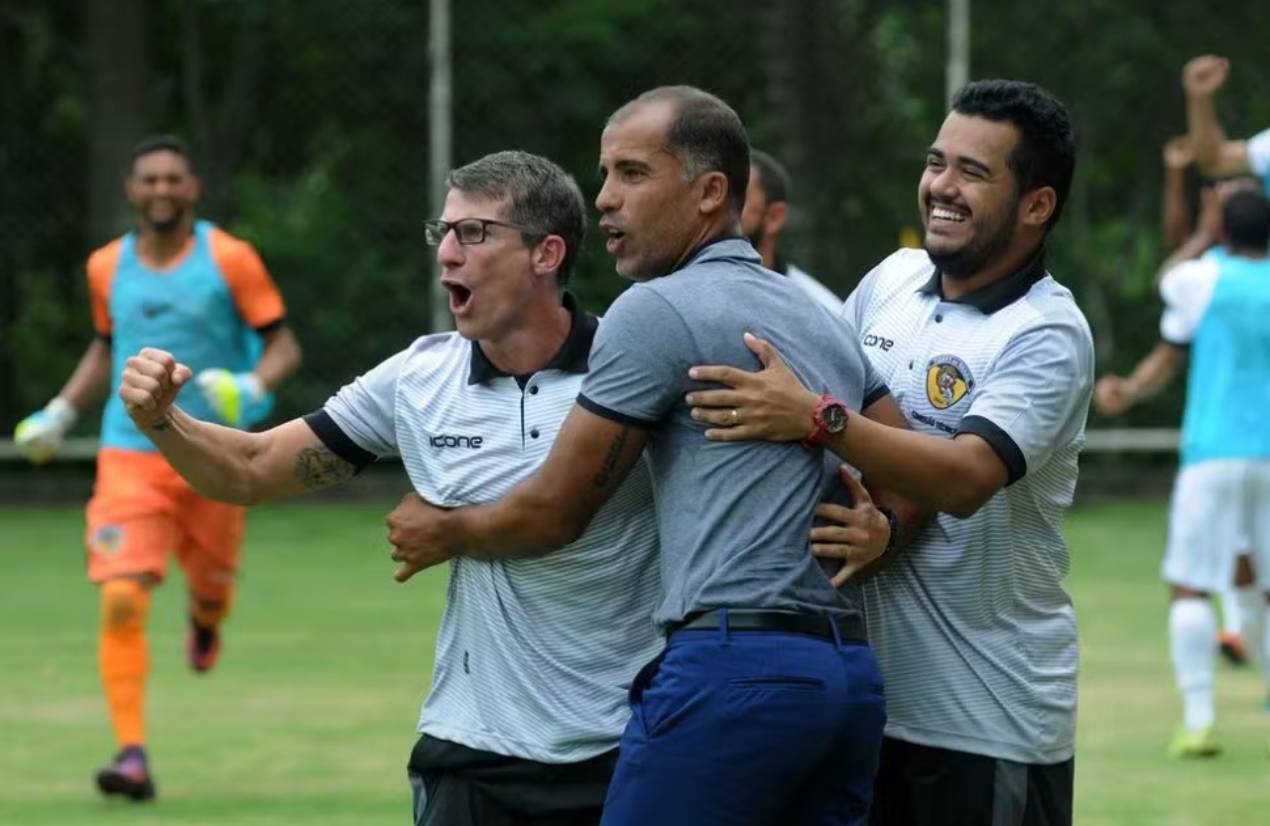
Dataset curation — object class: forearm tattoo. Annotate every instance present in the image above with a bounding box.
[294,445,356,489]
[592,428,629,489]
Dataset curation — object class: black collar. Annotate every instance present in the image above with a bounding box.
[917,246,1048,314]
[467,291,597,385]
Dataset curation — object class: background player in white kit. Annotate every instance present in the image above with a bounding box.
[1096,189,1270,757]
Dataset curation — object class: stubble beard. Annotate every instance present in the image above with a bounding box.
[925,210,1016,280]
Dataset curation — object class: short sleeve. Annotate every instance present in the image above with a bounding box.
[318,349,407,459]
[209,228,287,330]
[1247,127,1270,181]
[86,240,124,337]
[957,316,1093,484]
[1158,258,1220,346]
[578,285,692,426]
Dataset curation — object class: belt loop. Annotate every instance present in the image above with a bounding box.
[718,607,730,644]
[828,616,843,650]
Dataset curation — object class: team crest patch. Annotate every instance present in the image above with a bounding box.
[91,525,125,555]
[925,355,974,410]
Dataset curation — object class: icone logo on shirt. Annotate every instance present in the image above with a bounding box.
[925,355,973,410]
[429,434,484,449]
[862,333,895,351]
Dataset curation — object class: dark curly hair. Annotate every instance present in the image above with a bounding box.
[951,79,1076,231]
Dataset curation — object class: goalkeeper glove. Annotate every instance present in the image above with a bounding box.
[14,397,78,465]
[194,369,271,428]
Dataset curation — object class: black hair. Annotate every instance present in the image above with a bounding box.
[750,148,791,205]
[130,134,192,171]
[1223,189,1270,250]
[951,79,1076,230]
[610,86,750,215]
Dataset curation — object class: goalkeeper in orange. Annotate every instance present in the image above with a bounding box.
[13,135,301,802]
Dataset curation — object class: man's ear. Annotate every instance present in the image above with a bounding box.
[532,235,567,277]
[1020,186,1056,229]
[764,201,789,237]
[698,170,730,216]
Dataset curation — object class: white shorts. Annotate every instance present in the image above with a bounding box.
[1161,459,1270,591]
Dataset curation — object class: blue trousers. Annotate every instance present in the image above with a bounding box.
[600,619,886,826]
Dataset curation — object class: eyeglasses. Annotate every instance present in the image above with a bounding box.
[423,217,544,246]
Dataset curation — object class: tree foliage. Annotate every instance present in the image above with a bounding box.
[2,1,1268,431]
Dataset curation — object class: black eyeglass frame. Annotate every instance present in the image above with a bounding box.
[423,217,547,246]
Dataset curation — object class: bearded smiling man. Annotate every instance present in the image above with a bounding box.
[687,80,1094,826]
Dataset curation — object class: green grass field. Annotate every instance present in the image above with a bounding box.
[1,498,1266,825]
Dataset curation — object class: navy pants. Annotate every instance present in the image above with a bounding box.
[599,619,886,825]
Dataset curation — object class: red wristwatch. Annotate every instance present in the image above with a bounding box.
[800,394,849,449]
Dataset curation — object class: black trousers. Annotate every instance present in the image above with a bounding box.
[868,737,1073,826]
[407,734,618,826]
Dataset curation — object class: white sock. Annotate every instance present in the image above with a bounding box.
[1170,598,1217,731]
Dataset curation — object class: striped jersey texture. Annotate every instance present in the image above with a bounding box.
[322,323,662,764]
[843,248,1094,764]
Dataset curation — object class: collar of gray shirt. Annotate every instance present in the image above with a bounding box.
[673,235,759,274]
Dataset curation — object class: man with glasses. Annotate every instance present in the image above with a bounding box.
[340,86,898,825]
[114,149,664,825]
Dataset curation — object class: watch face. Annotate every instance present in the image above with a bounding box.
[823,402,848,433]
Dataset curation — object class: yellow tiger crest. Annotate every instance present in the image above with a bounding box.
[925,356,973,410]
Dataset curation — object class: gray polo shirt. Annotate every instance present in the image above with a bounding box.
[578,238,887,629]
[843,248,1093,764]
[306,297,663,764]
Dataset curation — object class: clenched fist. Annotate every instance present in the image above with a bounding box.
[119,348,193,430]
[1093,376,1134,417]
[1182,55,1230,97]
[1162,136,1194,171]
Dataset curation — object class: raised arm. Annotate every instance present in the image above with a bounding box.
[387,404,648,582]
[1156,187,1222,288]
[120,347,356,505]
[1184,55,1252,178]
[1161,136,1195,252]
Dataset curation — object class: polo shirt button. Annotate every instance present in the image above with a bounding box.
[530,428,540,439]
[529,385,539,395]
[935,314,943,323]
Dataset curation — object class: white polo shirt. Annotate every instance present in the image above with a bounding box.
[843,248,1094,764]
[306,298,662,764]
